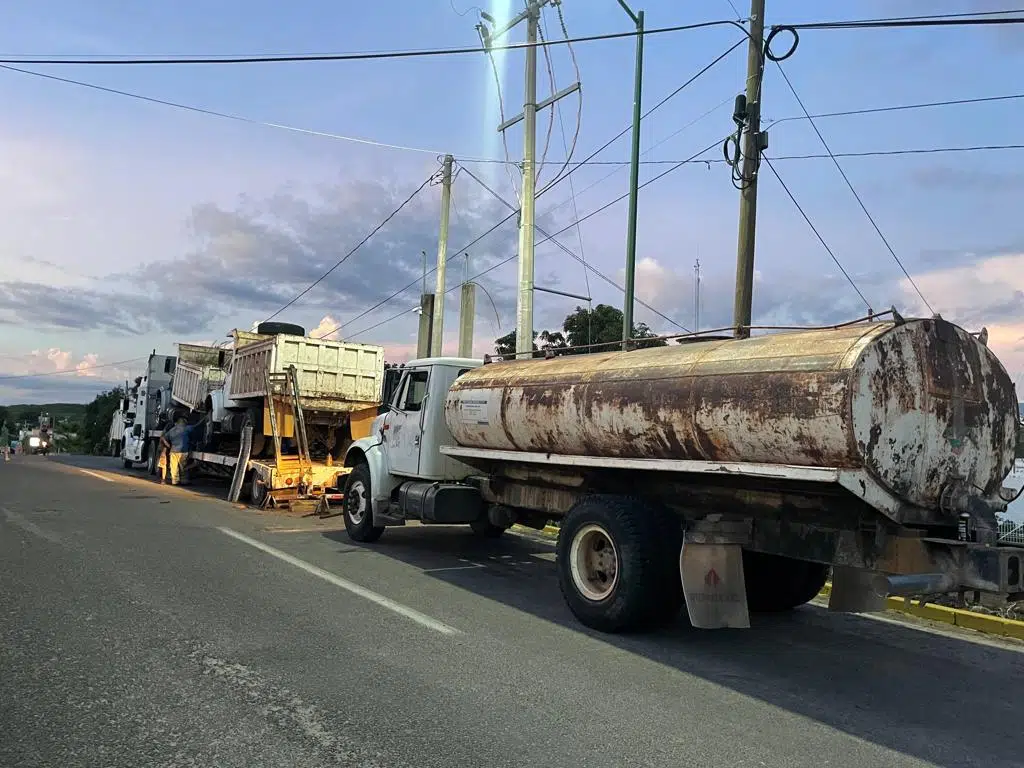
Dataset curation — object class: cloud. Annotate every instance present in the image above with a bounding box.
[0,176,528,338]
[0,348,133,404]
[311,315,343,340]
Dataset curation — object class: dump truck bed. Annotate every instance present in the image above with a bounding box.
[229,334,385,410]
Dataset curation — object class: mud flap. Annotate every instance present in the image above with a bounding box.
[828,565,888,613]
[680,542,750,629]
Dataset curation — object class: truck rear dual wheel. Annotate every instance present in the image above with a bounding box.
[343,463,385,543]
[742,551,829,613]
[556,496,683,634]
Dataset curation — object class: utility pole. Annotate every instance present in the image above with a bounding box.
[479,1,578,358]
[416,250,434,358]
[430,154,454,356]
[617,0,645,350]
[459,255,477,358]
[693,255,701,332]
[732,0,766,339]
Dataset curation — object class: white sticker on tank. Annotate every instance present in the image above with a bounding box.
[460,399,490,426]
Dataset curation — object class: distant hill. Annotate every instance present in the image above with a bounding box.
[3,403,87,424]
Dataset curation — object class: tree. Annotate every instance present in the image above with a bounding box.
[82,387,124,455]
[560,304,667,353]
[494,304,667,358]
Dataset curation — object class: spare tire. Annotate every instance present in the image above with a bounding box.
[256,321,305,337]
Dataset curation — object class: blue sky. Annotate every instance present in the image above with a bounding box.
[0,0,1022,403]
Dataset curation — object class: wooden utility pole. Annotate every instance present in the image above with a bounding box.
[732,0,766,338]
[431,155,455,356]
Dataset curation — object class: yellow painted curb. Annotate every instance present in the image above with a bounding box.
[818,581,1024,640]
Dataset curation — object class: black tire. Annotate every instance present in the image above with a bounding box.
[123,457,133,469]
[147,446,158,476]
[256,321,305,337]
[470,517,505,539]
[250,474,269,508]
[343,463,385,543]
[556,495,682,633]
[743,551,830,613]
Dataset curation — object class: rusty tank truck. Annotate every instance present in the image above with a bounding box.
[341,316,1023,633]
[156,322,386,509]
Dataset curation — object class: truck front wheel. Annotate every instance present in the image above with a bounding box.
[556,496,682,633]
[343,463,385,543]
[742,551,829,613]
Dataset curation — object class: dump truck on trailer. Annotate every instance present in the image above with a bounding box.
[158,322,386,508]
[341,317,1023,633]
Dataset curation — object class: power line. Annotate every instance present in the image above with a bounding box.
[315,42,741,340]
[264,169,439,323]
[0,357,146,381]
[458,165,689,331]
[766,92,1024,126]
[761,158,871,312]
[771,63,934,314]
[346,139,723,341]
[0,64,500,161]
[785,15,1024,31]
[0,19,750,65]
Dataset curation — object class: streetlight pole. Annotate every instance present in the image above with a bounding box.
[617,0,644,350]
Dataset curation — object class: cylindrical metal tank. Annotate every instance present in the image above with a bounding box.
[444,319,1019,509]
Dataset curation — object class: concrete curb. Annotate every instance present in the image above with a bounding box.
[818,582,1024,640]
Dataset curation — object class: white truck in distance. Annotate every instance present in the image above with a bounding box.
[341,318,1023,634]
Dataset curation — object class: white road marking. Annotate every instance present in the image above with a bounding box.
[1,506,64,545]
[78,469,113,483]
[217,526,459,636]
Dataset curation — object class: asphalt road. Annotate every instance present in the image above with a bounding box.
[2,454,1023,768]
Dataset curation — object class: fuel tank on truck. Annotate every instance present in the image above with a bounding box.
[444,318,1019,511]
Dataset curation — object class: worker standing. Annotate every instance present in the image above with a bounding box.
[160,415,189,486]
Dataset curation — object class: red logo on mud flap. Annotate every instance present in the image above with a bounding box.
[704,568,721,588]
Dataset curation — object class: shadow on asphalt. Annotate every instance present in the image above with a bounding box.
[322,524,1023,768]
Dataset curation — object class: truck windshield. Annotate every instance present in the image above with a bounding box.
[400,371,429,412]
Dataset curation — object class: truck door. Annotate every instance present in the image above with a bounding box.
[383,367,430,477]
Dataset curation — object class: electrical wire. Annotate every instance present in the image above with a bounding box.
[549,6,591,344]
[766,92,1024,126]
[535,15,558,189]
[784,16,1024,31]
[459,165,687,331]
[771,62,934,314]
[0,19,752,65]
[0,64,499,161]
[0,357,147,381]
[535,2,584,197]
[263,168,439,323]
[761,158,872,313]
[481,31,521,201]
[313,42,740,340]
[345,139,723,341]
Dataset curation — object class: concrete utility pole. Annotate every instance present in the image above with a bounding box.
[617,0,645,350]
[693,255,701,332]
[479,1,578,358]
[430,154,455,356]
[417,249,434,358]
[459,255,477,358]
[732,0,766,338]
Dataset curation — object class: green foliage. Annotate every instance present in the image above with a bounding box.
[494,304,666,357]
[4,403,86,424]
[81,387,124,455]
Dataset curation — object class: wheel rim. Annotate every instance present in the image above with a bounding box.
[569,523,619,602]
[347,480,367,525]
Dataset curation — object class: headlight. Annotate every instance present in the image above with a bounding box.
[28,437,40,447]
